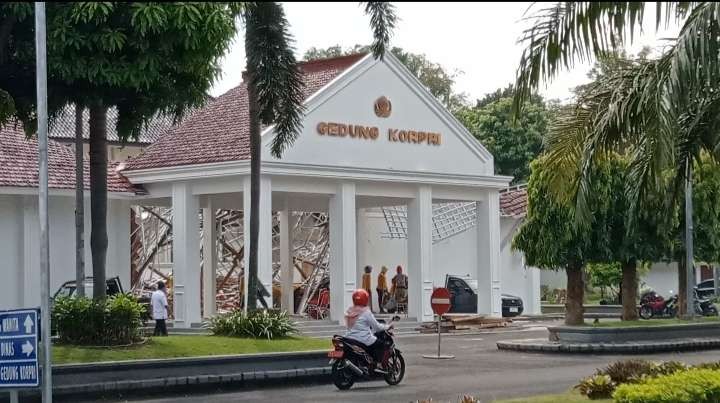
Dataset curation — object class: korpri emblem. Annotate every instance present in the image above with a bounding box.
[374,96,392,118]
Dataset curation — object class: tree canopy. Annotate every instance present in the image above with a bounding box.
[455,89,552,183]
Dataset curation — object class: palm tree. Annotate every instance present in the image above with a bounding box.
[242,2,396,311]
[513,2,720,316]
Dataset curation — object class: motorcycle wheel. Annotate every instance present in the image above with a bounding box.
[384,349,406,386]
[331,360,355,390]
[639,305,653,320]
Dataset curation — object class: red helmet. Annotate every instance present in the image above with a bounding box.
[352,289,369,306]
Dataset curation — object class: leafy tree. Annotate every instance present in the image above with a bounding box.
[1,2,241,299]
[586,262,622,302]
[513,158,609,325]
[512,3,720,316]
[303,44,465,109]
[454,92,551,183]
[244,3,397,311]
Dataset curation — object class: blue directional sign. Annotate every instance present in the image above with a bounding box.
[0,309,39,388]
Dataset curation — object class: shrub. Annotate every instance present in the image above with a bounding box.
[576,374,616,400]
[598,360,656,385]
[648,361,689,377]
[613,369,720,403]
[209,310,295,339]
[53,294,144,346]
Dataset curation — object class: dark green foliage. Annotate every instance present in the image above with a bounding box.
[52,294,145,346]
[209,310,296,339]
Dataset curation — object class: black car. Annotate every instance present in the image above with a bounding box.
[53,276,152,320]
[696,279,719,299]
[445,275,524,317]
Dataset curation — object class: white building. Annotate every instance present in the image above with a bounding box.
[0,124,137,309]
[0,53,543,324]
[122,53,541,326]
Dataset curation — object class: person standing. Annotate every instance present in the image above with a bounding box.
[151,281,169,336]
[392,265,408,311]
[362,265,373,312]
[377,266,389,313]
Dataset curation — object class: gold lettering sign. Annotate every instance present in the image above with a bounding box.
[317,122,378,140]
[317,121,440,146]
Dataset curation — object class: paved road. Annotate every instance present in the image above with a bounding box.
[90,323,720,403]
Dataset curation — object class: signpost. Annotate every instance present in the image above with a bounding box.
[423,288,454,359]
[1,309,40,402]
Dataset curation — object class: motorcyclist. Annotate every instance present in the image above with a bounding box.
[344,289,393,368]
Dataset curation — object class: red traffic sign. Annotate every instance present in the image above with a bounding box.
[430,287,452,316]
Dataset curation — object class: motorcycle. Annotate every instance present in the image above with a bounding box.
[693,289,719,317]
[328,315,406,390]
[639,290,678,319]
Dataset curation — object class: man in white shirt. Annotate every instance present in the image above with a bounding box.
[151,281,169,336]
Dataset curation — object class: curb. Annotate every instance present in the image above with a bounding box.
[53,367,331,398]
[497,337,720,354]
[53,349,328,373]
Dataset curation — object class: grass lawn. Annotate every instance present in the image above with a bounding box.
[53,335,329,364]
[589,316,720,328]
[495,391,608,403]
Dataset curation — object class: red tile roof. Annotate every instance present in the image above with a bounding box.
[0,122,142,194]
[123,53,367,171]
[499,186,527,217]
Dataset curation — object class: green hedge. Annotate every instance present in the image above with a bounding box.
[52,294,145,346]
[613,368,720,403]
[209,310,295,339]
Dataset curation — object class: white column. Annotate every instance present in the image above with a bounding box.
[477,192,502,317]
[408,186,434,323]
[242,176,273,309]
[329,182,357,321]
[172,182,201,327]
[202,201,217,318]
[279,200,294,313]
[527,263,542,315]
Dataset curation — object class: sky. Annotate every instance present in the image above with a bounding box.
[211,2,679,103]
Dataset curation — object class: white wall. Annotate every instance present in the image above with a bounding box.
[642,263,678,294]
[0,194,131,309]
[538,262,683,300]
[356,209,541,314]
[265,57,493,177]
[500,218,542,314]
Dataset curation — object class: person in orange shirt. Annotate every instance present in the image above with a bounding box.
[362,265,373,312]
[377,266,389,313]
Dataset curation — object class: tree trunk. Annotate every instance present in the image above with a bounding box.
[75,105,85,297]
[89,102,108,300]
[245,69,260,312]
[565,264,585,325]
[678,257,687,316]
[621,259,638,321]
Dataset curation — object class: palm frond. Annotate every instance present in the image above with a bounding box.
[362,2,397,60]
[512,2,697,118]
[244,2,305,158]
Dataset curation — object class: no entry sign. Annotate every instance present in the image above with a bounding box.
[430,288,451,316]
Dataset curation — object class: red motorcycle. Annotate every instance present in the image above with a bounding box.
[327,316,405,390]
[639,291,678,319]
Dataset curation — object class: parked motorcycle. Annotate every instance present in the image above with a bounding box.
[328,315,406,390]
[693,289,719,317]
[639,290,678,319]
